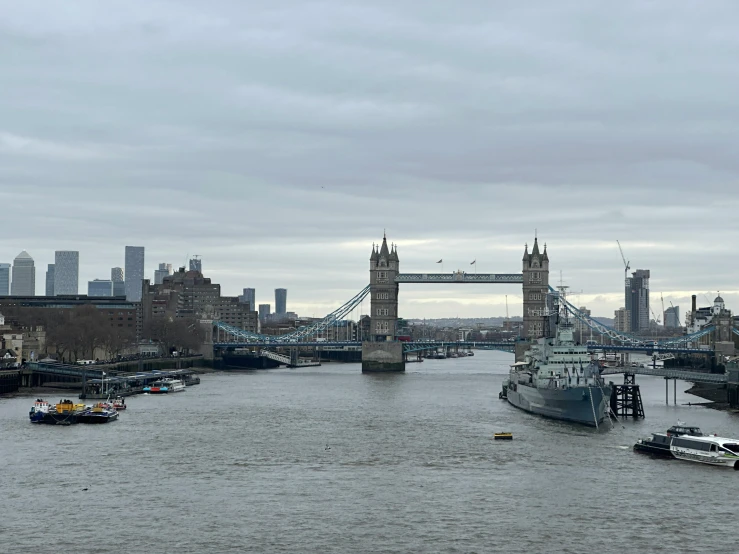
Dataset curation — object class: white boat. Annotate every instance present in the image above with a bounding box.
[143,378,186,394]
[670,435,739,469]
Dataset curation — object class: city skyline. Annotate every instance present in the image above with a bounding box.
[2,2,739,319]
[0,239,730,321]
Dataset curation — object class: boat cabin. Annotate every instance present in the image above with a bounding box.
[667,424,703,437]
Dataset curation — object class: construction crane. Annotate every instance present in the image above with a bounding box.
[617,240,630,288]
[661,293,666,321]
[650,306,661,325]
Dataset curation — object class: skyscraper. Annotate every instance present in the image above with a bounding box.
[239,288,256,310]
[111,267,124,282]
[0,263,10,295]
[258,304,271,321]
[154,263,173,285]
[45,264,55,296]
[88,279,113,296]
[111,267,125,296]
[11,251,35,296]
[664,305,681,328]
[626,269,650,332]
[125,246,145,302]
[189,257,202,273]
[275,288,287,315]
[54,251,80,295]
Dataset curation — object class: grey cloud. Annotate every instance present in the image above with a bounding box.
[1,0,738,317]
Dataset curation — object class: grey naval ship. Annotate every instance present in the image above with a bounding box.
[501,289,612,427]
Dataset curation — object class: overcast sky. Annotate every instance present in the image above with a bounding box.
[1,1,738,321]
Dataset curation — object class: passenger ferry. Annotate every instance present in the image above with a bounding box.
[670,435,739,469]
[143,378,186,394]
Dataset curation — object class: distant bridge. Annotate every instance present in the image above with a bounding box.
[602,366,727,384]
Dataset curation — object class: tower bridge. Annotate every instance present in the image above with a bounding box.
[212,232,732,372]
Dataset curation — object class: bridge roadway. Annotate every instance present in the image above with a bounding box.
[216,340,711,355]
[586,344,712,355]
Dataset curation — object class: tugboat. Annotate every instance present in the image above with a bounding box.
[77,403,119,424]
[29,399,85,425]
[503,287,612,427]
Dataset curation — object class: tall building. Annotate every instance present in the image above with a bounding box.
[125,246,145,302]
[664,305,681,328]
[154,263,173,285]
[369,235,399,340]
[522,237,549,339]
[189,257,202,273]
[275,288,287,315]
[258,304,271,321]
[54,251,79,295]
[88,279,113,296]
[614,308,631,332]
[626,269,650,332]
[239,288,256,310]
[11,251,35,296]
[111,267,125,296]
[45,264,55,296]
[0,263,10,295]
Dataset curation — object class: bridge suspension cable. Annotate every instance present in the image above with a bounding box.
[214,285,371,344]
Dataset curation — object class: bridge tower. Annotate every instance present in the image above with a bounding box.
[369,233,399,341]
[522,237,549,340]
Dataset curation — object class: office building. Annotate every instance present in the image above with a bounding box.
[111,267,124,282]
[0,263,10,295]
[111,267,125,296]
[88,279,113,297]
[154,263,173,285]
[664,305,681,328]
[189,257,202,273]
[125,246,145,302]
[259,304,271,321]
[54,251,79,295]
[239,288,256,310]
[626,269,650,332]
[11,251,35,296]
[275,288,287,315]
[45,264,55,296]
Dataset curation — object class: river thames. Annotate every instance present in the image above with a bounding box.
[1,350,737,553]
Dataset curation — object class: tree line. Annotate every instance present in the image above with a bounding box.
[2,305,204,362]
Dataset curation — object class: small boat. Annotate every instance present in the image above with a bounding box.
[77,403,119,424]
[494,433,513,440]
[111,396,127,410]
[670,435,739,469]
[183,374,200,386]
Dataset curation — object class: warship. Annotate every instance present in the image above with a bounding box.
[501,288,612,427]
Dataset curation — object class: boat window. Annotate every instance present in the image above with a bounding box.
[724,444,739,453]
[710,444,717,452]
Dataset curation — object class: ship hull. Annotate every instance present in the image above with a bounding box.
[506,383,611,427]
